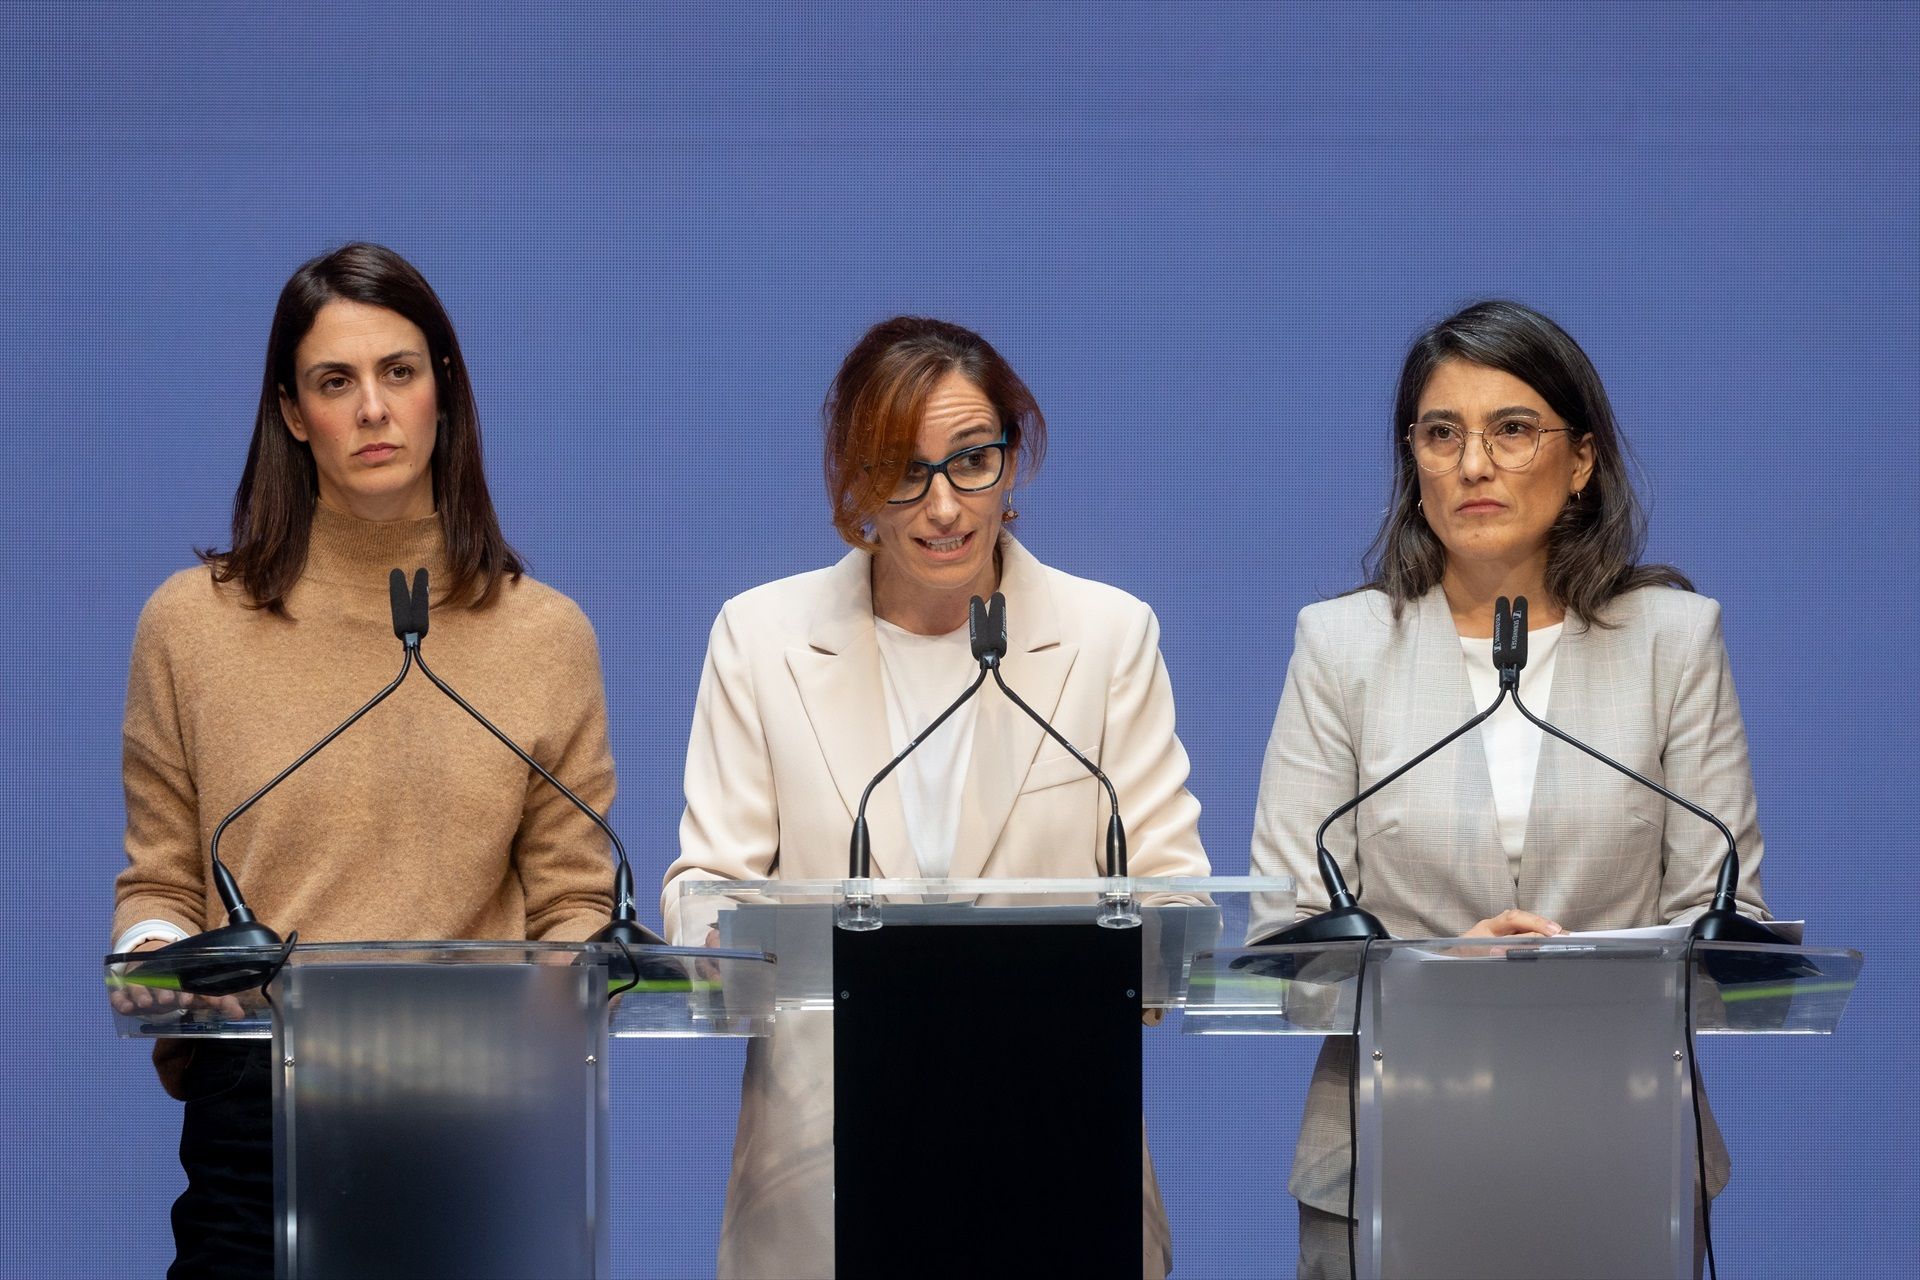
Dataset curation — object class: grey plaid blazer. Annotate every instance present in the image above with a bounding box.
[1250,584,1771,1214]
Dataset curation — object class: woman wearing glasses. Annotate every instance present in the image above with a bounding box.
[662,315,1208,1278]
[1251,299,1772,1277]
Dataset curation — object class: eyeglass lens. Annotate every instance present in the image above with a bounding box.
[1409,421,1544,472]
[889,443,1007,503]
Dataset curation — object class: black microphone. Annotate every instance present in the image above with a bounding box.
[971,590,1007,668]
[1500,596,1784,946]
[1249,597,1535,949]
[391,567,417,644]
[974,591,1131,880]
[403,565,429,644]
[398,568,667,959]
[845,596,997,879]
[1493,591,1526,690]
[138,568,427,994]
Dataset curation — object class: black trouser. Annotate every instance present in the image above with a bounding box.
[169,1042,274,1280]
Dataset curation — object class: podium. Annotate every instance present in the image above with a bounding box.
[105,939,775,1280]
[1187,934,1864,1279]
[683,875,1295,1278]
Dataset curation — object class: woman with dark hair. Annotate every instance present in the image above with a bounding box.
[1251,299,1773,1278]
[661,315,1209,1278]
[110,242,616,1278]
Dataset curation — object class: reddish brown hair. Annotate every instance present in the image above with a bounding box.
[201,242,523,613]
[823,316,1047,547]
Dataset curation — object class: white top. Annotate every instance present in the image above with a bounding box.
[874,618,981,879]
[1459,622,1563,882]
[113,918,189,954]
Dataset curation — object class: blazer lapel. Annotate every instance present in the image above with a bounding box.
[785,548,912,879]
[948,537,1077,881]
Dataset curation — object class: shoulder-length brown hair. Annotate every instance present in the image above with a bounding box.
[823,316,1047,548]
[201,242,523,613]
[1362,299,1690,623]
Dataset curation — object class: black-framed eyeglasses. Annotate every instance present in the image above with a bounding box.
[1406,419,1574,474]
[886,438,1010,504]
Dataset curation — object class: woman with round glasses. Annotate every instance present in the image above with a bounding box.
[1250,299,1772,1278]
[662,315,1208,1278]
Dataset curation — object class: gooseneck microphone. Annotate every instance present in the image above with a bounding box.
[396,568,665,952]
[141,569,429,993]
[845,598,996,879]
[844,590,1129,894]
[1499,595,1782,945]
[974,592,1131,879]
[1250,597,1543,948]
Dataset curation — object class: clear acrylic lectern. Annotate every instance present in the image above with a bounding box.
[106,939,775,1279]
[683,875,1295,1278]
[1186,935,1864,1280]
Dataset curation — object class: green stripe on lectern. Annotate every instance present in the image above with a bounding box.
[1716,979,1856,1004]
[606,982,721,997]
[110,972,718,996]
[104,972,184,990]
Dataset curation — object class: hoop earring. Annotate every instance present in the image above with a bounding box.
[1570,489,1584,502]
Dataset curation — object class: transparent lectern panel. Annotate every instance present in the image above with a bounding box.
[1177,937,1868,1040]
[275,952,607,1280]
[1355,938,1694,1280]
[605,944,775,1038]
[105,943,284,1039]
[1178,941,1367,1034]
[105,939,778,1041]
[683,876,1293,1009]
[1690,942,1864,1034]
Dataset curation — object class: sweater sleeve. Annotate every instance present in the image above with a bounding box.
[113,584,210,941]
[514,602,619,942]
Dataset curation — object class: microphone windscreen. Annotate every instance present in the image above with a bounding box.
[1510,595,1529,671]
[987,591,1008,659]
[389,569,412,639]
[410,568,431,639]
[1491,596,1512,669]
[968,595,991,663]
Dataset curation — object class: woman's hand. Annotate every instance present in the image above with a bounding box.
[1462,909,1566,939]
[107,937,248,1021]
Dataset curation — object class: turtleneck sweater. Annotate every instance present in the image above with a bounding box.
[113,505,617,956]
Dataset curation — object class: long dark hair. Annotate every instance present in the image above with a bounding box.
[823,316,1047,548]
[1362,299,1690,623]
[201,242,522,613]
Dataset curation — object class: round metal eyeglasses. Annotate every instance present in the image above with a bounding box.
[886,439,1010,504]
[1406,419,1573,474]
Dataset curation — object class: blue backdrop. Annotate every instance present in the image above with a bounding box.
[5,3,1916,1275]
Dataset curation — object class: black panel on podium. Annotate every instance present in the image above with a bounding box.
[833,920,1142,1277]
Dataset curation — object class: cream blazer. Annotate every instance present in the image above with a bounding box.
[662,535,1209,1278]
[1250,584,1771,1215]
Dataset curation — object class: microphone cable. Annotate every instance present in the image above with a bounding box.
[1684,938,1718,1280]
[1345,936,1376,1280]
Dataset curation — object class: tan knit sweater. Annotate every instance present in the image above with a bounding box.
[114,506,616,951]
